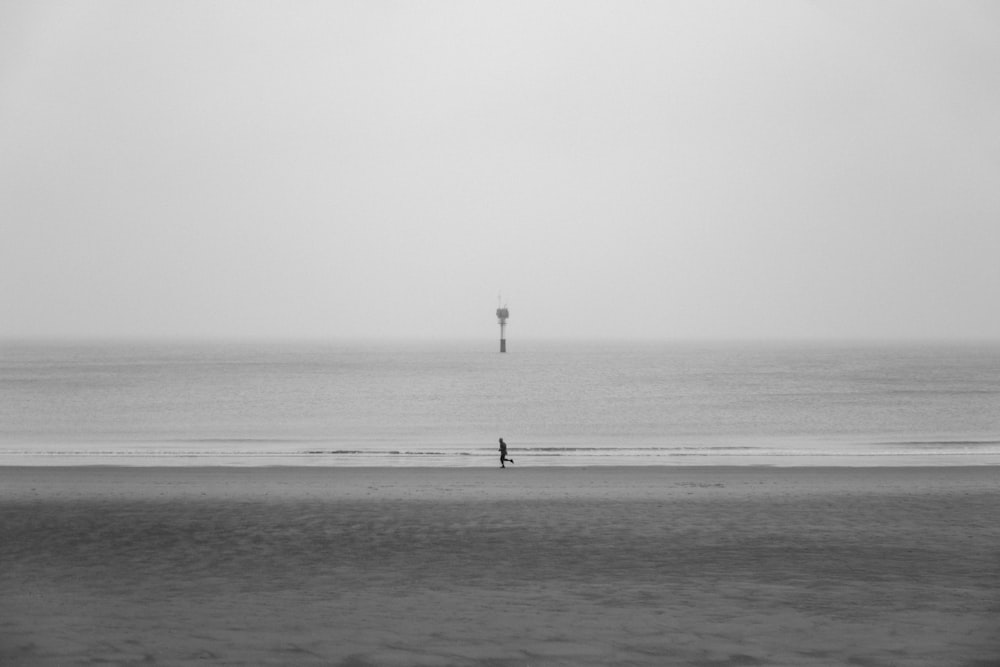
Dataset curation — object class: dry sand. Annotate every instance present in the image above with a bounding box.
[1,466,998,666]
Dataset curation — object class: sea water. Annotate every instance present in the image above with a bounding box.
[1,340,998,467]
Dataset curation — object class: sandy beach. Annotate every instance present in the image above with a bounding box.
[1,466,998,666]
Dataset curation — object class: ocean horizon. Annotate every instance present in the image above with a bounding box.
[2,338,998,467]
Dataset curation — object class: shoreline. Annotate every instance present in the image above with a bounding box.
[3,465,998,666]
[3,464,999,500]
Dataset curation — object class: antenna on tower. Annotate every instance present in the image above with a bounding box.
[495,295,509,353]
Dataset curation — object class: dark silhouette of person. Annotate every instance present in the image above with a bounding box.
[499,438,514,468]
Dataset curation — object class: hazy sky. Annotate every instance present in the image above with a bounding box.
[3,1,999,341]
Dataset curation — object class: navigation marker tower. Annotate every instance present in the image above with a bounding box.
[496,299,509,353]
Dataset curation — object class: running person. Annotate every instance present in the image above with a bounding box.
[499,438,514,468]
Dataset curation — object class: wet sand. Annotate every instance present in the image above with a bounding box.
[1,466,998,666]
